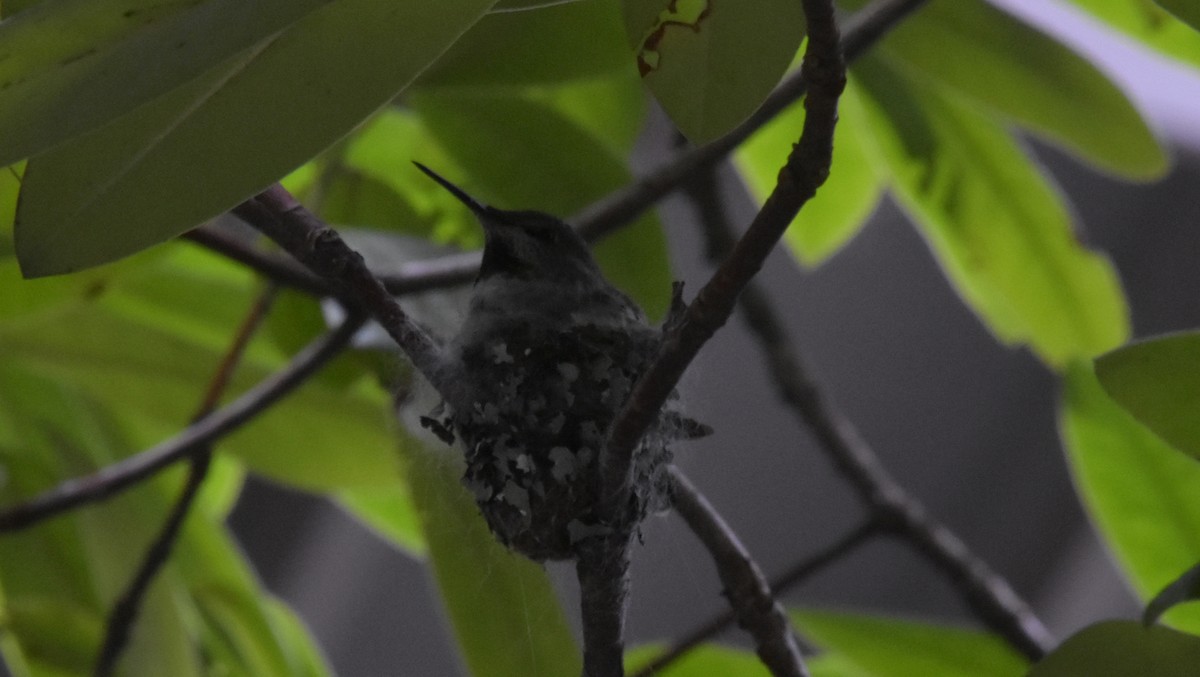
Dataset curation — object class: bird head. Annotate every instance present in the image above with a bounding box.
[414,162,600,285]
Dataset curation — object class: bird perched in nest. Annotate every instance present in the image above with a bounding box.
[414,163,708,561]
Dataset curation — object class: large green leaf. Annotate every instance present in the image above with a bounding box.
[736,75,884,265]
[1094,331,1200,462]
[1066,0,1200,69]
[403,440,580,677]
[620,0,805,142]
[841,0,1164,179]
[15,0,495,277]
[411,90,671,319]
[1027,621,1200,677]
[0,0,329,168]
[1060,364,1200,633]
[418,0,631,88]
[1156,0,1200,32]
[793,609,1028,677]
[854,57,1128,367]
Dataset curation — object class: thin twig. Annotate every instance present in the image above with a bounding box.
[601,0,845,511]
[92,287,278,676]
[185,223,480,299]
[631,521,878,677]
[93,456,212,676]
[0,314,365,532]
[232,187,447,394]
[184,226,333,297]
[669,467,808,677]
[694,174,1053,661]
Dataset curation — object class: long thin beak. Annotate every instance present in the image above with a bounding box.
[413,162,488,217]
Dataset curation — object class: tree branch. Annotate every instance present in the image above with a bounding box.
[184,225,334,297]
[669,467,808,677]
[630,521,878,677]
[232,186,447,394]
[601,0,846,509]
[92,287,277,676]
[577,532,634,677]
[694,176,1054,660]
[0,314,365,533]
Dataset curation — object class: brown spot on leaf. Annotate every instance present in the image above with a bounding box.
[636,0,713,77]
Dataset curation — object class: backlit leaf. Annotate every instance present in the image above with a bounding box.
[621,0,805,142]
[1027,621,1200,677]
[855,56,1128,366]
[793,608,1027,676]
[1060,364,1200,633]
[1095,331,1200,461]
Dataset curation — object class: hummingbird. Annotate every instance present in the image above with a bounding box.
[414,162,707,561]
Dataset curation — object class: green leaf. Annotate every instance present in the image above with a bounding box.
[1027,621,1200,677]
[625,643,864,677]
[1060,363,1200,633]
[1066,0,1200,69]
[14,0,495,277]
[527,74,650,155]
[1156,0,1200,32]
[1144,560,1200,626]
[335,485,428,557]
[1095,331,1200,461]
[854,57,1129,367]
[793,608,1028,676]
[841,0,1165,179]
[736,76,884,265]
[411,91,672,319]
[175,505,332,676]
[1,245,406,494]
[0,162,22,252]
[303,109,471,243]
[626,644,771,676]
[0,0,329,168]
[418,0,632,87]
[3,597,102,674]
[621,0,805,142]
[403,440,580,677]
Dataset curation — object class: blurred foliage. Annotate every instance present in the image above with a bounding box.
[2,0,1200,674]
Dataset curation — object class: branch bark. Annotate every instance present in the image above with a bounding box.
[577,532,634,677]
[631,522,877,677]
[233,186,447,394]
[669,467,808,677]
[694,171,1054,660]
[601,0,846,512]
